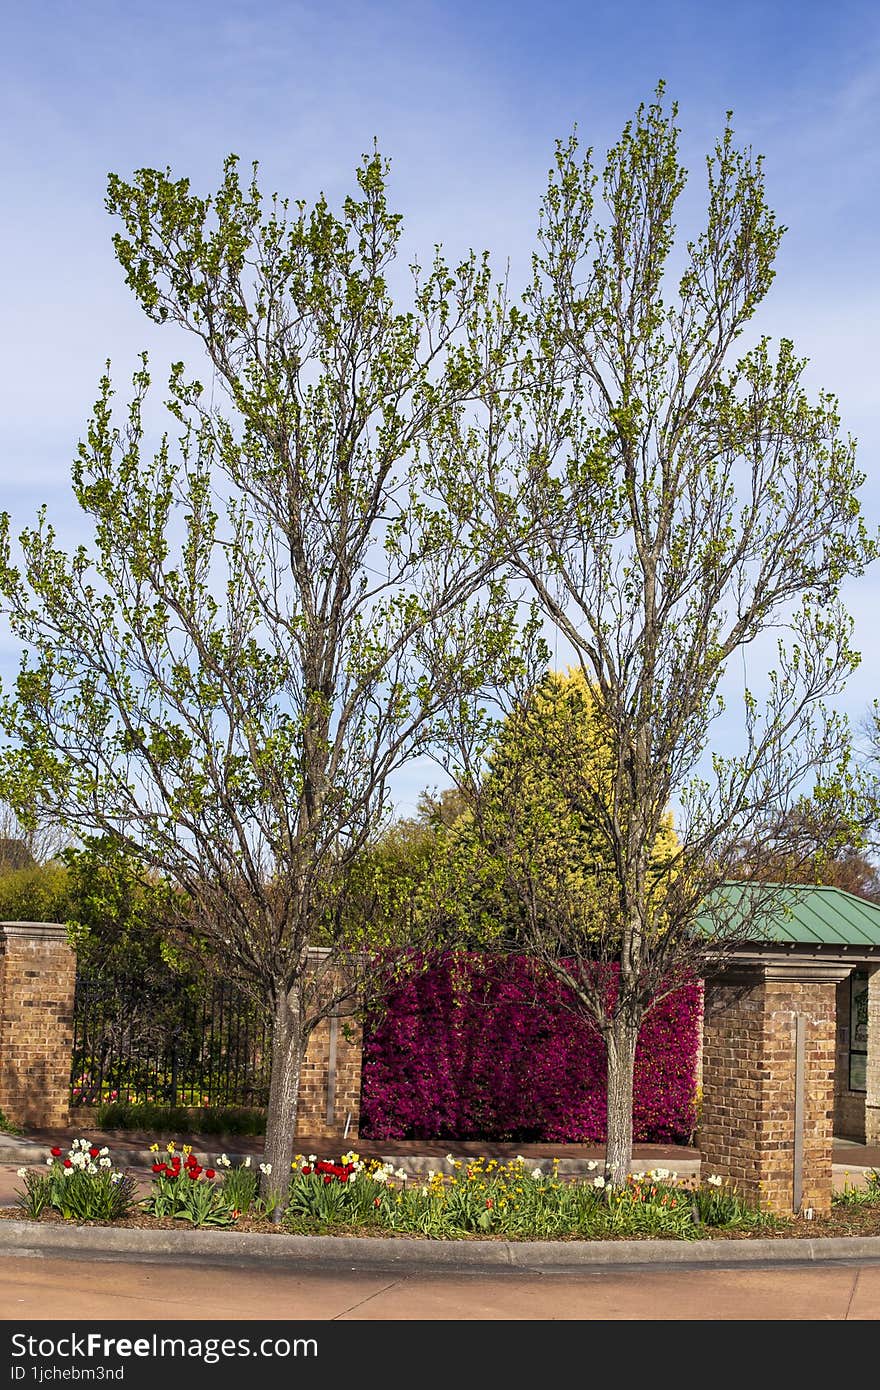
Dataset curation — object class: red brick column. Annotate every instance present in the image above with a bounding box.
[700,959,848,1216]
[0,922,77,1128]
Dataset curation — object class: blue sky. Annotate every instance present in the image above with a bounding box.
[1,0,879,814]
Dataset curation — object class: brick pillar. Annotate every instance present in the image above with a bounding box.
[295,1013,362,1142]
[700,959,848,1216]
[866,966,880,1146]
[0,922,77,1128]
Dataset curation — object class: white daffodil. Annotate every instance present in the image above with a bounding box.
[259,1162,272,1176]
[218,1154,231,1168]
[99,1156,112,1168]
[98,1147,109,1157]
[587,1160,598,1171]
[16,1168,27,1178]
[243,1156,252,1168]
[395,1168,407,1181]
[372,1169,389,1184]
[445,1154,455,1164]
[631,1171,645,1181]
[308,1154,317,1164]
[62,1168,73,1180]
[531,1168,543,1180]
[707,1174,723,1187]
[652,1168,670,1180]
[592,1175,606,1189]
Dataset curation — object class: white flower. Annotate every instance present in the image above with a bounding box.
[16,1168,27,1178]
[243,1156,252,1168]
[592,1175,606,1189]
[308,1154,317,1164]
[99,1157,111,1168]
[445,1154,455,1164]
[652,1168,670,1180]
[531,1168,543,1180]
[631,1172,645,1181]
[45,1157,53,1168]
[420,1185,428,1195]
[87,1164,98,1176]
[707,1174,723,1187]
[587,1160,598,1171]
[372,1169,388,1184]
[515,1155,525,1165]
[258,1162,272,1176]
[110,1173,123,1185]
[395,1168,407,1181]
[62,1168,73,1179]
[218,1154,231,1168]
[427,1169,437,1181]
[98,1147,109,1157]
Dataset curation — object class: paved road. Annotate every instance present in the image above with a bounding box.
[2,1251,880,1319]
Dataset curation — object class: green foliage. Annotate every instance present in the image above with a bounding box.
[0,860,70,924]
[279,1156,775,1240]
[94,1102,265,1135]
[63,835,193,977]
[15,1143,137,1222]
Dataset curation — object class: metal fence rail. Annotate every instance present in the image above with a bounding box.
[70,967,272,1109]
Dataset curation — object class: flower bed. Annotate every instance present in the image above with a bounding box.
[15,1138,879,1241]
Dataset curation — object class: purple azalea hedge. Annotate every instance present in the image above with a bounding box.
[361,955,701,1143]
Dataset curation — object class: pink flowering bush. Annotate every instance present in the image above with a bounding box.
[361,954,700,1143]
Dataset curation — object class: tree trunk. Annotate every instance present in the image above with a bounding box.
[604,1015,640,1188]
[262,989,306,1221]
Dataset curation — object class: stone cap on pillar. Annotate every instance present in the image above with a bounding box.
[707,951,855,985]
[0,920,70,941]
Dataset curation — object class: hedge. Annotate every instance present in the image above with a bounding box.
[361,954,700,1143]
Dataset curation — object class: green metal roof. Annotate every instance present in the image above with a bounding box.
[697,882,880,948]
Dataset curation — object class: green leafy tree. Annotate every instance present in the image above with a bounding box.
[455,88,876,1185]
[0,152,520,1200]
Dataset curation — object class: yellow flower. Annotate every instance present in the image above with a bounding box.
[182,1145,192,1157]
[149,1143,159,1153]
[166,1142,176,1155]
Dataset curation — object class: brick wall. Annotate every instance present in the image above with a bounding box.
[0,922,77,1128]
[700,961,845,1216]
[296,1012,362,1141]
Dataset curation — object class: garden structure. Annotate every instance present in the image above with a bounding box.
[0,883,879,1217]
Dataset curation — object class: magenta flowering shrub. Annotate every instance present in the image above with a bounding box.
[361,955,701,1143]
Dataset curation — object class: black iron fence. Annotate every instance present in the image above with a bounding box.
[70,967,272,1109]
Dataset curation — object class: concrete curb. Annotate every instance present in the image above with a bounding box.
[3,1219,880,1270]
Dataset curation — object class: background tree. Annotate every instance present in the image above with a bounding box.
[454,88,876,1185]
[0,152,520,1200]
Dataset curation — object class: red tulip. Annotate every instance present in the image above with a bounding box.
[50,1147,62,1158]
